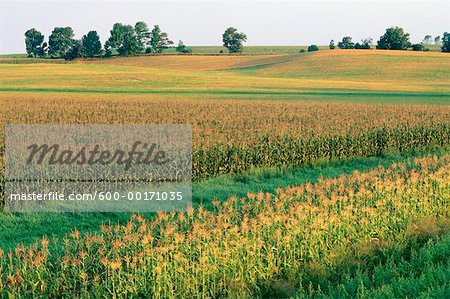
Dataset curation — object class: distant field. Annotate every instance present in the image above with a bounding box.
[0,46,321,58]
[165,45,321,54]
[84,54,293,71]
[238,50,450,83]
[0,44,444,58]
[166,44,444,54]
[1,50,449,97]
[0,53,29,58]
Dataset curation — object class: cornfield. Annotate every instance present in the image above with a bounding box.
[0,154,448,297]
[193,123,450,178]
[1,95,450,181]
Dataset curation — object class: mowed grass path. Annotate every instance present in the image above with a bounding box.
[1,50,449,103]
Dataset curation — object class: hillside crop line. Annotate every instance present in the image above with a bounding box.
[0,87,449,98]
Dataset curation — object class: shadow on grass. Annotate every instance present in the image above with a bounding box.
[258,217,450,298]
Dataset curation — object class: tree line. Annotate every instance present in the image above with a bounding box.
[25,23,449,60]
[24,22,248,60]
[25,22,178,60]
[325,27,449,53]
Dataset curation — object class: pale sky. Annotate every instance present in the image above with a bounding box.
[0,0,449,54]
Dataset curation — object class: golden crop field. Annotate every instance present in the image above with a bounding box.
[1,50,449,94]
[83,54,293,71]
[245,50,450,84]
[0,50,449,192]
[1,93,449,178]
[1,154,449,297]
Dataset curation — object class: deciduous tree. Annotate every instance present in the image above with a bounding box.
[411,43,427,51]
[65,39,83,60]
[434,36,441,45]
[355,37,372,49]
[49,27,74,57]
[135,21,150,53]
[24,28,46,57]
[338,36,354,49]
[176,40,192,53]
[105,23,140,56]
[376,27,410,50]
[222,27,247,53]
[422,35,432,45]
[329,39,335,49]
[148,25,173,54]
[82,31,101,57]
[442,32,450,53]
[307,44,319,52]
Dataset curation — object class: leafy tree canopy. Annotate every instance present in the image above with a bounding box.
[49,27,74,57]
[376,26,410,50]
[148,25,173,54]
[105,23,141,56]
[411,43,428,51]
[442,32,450,53]
[422,35,433,44]
[24,28,46,57]
[329,39,335,50]
[434,36,441,45]
[355,37,373,49]
[338,36,355,49]
[222,27,247,53]
[176,40,192,54]
[135,21,150,52]
[82,31,102,57]
[307,44,319,52]
[65,39,83,60]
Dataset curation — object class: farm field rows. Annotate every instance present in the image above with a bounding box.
[1,94,449,178]
[0,49,449,297]
[0,148,446,251]
[1,154,449,297]
[1,51,449,95]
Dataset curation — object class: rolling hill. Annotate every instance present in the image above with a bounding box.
[0,50,449,101]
